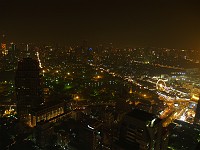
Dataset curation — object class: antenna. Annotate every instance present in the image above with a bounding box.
[27,44,29,51]
[26,44,30,57]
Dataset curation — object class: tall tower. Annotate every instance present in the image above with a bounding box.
[15,57,43,120]
[115,109,163,150]
[194,96,200,124]
[1,34,8,56]
[10,42,17,70]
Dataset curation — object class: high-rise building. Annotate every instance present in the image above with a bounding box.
[1,34,8,56]
[9,42,17,70]
[78,117,103,150]
[15,57,43,120]
[194,97,200,124]
[115,109,163,150]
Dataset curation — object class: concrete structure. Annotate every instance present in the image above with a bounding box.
[15,57,43,121]
[116,109,163,150]
[78,117,102,150]
[194,96,200,125]
[29,101,66,127]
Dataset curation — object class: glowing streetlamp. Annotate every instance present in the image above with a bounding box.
[75,96,79,100]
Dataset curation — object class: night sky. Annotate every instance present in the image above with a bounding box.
[1,0,200,49]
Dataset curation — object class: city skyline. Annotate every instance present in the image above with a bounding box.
[1,0,200,49]
[1,28,200,149]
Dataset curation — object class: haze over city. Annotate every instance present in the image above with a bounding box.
[1,0,200,49]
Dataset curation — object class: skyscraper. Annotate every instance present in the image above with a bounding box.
[194,97,200,124]
[1,34,8,56]
[115,109,163,150]
[9,42,17,70]
[78,117,103,150]
[15,57,43,120]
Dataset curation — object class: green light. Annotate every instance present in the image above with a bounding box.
[64,84,72,90]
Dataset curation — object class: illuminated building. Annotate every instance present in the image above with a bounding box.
[1,43,8,56]
[115,109,163,150]
[29,101,66,127]
[1,34,8,56]
[31,101,69,147]
[9,42,17,70]
[15,57,43,121]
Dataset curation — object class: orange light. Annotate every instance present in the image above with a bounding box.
[1,43,6,49]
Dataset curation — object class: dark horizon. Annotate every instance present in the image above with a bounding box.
[1,0,200,49]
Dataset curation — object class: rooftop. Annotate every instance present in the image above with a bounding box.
[127,109,161,123]
[81,116,102,130]
[31,101,65,113]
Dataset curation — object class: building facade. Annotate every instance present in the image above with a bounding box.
[116,109,163,150]
[15,57,43,120]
